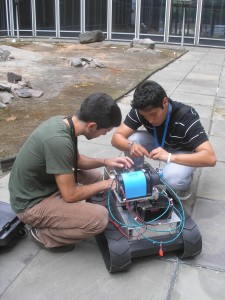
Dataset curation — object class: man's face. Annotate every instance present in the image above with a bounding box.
[138,98,169,127]
[85,125,113,140]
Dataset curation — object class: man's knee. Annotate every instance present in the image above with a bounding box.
[162,172,192,191]
[91,205,109,234]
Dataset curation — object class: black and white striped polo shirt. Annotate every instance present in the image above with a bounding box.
[124,99,208,152]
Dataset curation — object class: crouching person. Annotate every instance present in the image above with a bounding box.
[9,93,133,252]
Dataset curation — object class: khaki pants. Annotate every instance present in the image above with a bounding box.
[17,169,108,248]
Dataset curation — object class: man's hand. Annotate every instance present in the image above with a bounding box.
[149,147,169,162]
[130,142,150,159]
[104,156,134,169]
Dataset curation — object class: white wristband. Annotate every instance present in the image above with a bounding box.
[167,153,171,164]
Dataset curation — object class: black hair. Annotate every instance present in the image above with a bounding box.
[131,80,167,110]
[76,93,122,129]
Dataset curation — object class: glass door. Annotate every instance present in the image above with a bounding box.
[111,0,136,40]
[60,0,80,38]
[0,0,8,37]
[199,0,225,47]
[140,0,166,43]
[36,0,56,37]
[12,0,33,37]
[168,0,197,45]
[85,0,107,32]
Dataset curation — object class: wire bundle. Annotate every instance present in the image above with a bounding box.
[107,178,185,247]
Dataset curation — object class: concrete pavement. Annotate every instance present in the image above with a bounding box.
[0,45,225,300]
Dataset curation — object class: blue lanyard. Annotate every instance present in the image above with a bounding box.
[153,103,172,148]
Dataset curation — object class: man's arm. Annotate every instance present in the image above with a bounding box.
[150,141,217,167]
[55,173,113,203]
[77,154,133,170]
[111,123,150,158]
[55,153,133,203]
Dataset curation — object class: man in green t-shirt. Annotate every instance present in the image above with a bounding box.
[9,93,133,252]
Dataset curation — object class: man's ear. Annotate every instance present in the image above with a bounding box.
[87,122,97,130]
[163,97,169,108]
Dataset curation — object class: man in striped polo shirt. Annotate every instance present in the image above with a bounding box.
[112,80,216,200]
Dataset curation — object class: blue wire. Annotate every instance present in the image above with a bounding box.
[107,178,186,245]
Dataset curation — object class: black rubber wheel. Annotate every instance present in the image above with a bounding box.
[178,214,202,259]
[92,193,131,272]
[96,222,131,273]
[165,186,202,258]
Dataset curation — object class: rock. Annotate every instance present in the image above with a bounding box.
[80,57,92,63]
[70,57,106,69]
[0,49,11,61]
[89,59,106,68]
[7,72,22,83]
[18,81,27,87]
[25,81,32,89]
[92,59,106,68]
[0,103,6,109]
[6,82,20,92]
[130,38,155,50]
[0,82,11,92]
[0,92,13,104]
[70,58,83,67]
[14,87,32,98]
[79,30,105,44]
[28,89,43,98]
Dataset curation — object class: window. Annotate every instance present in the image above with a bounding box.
[13,0,32,31]
[170,0,197,37]
[85,0,107,32]
[200,0,225,39]
[36,0,55,31]
[60,0,80,31]
[140,0,166,35]
[0,0,7,34]
[112,0,136,33]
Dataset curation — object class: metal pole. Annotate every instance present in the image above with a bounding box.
[181,4,185,47]
[15,3,19,39]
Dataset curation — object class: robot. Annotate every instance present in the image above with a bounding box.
[90,162,202,273]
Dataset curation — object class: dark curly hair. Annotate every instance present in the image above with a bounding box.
[131,80,167,110]
[75,93,122,129]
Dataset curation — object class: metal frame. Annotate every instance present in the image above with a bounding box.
[1,0,225,48]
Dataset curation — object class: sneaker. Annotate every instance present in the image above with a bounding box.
[30,227,75,253]
[175,188,192,201]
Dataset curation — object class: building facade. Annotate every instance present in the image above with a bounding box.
[0,0,225,48]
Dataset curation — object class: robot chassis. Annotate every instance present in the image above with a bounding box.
[90,162,202,273]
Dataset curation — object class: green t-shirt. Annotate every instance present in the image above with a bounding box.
[9,116,75,213]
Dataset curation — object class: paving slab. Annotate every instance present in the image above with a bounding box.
[211,119,225,137]
[0,235,39,296]
[0,237,176,300]
[189,198,225,271]
[186,72,220,84]
[175,83,217,97]
[217,88,225,98]
[170,91,215,107]
[215,97,225,108]
[78,140,121,158]
[150,70,187,81]
[209,136,225,162]
[197,162,225,201]
[172,263,225,300]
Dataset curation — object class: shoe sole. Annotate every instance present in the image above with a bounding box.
[30,228,75,253]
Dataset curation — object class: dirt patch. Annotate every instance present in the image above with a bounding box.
[0,41,185,160]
